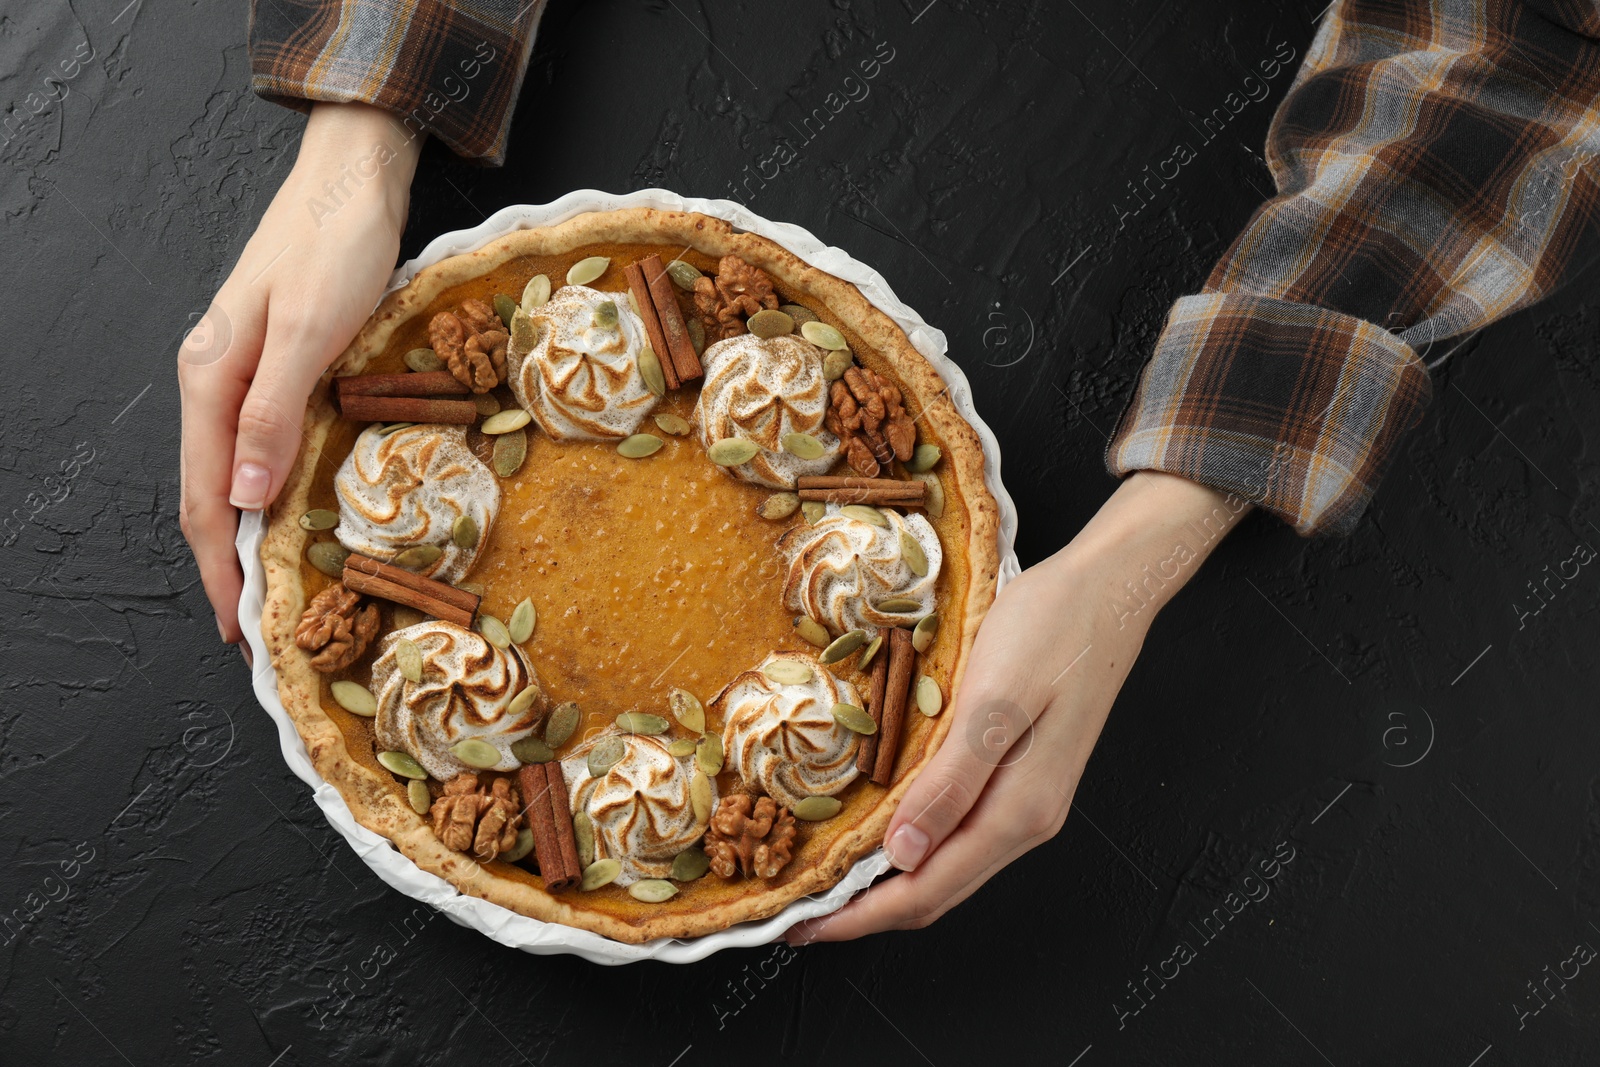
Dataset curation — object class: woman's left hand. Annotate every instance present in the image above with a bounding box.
[790,471,1245,942]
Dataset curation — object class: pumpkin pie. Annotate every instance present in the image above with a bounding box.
[259,208,1000,943]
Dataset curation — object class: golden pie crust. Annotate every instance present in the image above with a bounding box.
[259,208,1000,943]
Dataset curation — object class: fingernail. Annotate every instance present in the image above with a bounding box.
[229,462,271,510]
[237,641,254,669]
[216,617,227,644]
[885,824,930,871]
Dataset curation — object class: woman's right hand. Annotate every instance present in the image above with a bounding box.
[178,102,423,646]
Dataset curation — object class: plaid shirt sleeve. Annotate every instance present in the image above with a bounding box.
[248,0,549,165]
[1107,0,1600,535]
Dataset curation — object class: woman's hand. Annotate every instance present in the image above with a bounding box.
[791,471,1248,942]
[178,102,422,644]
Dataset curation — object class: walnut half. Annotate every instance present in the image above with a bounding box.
[824,365,916,477]
[429,773,522,862]
[293,582,380,672]
[692,254,779,343]
[429,298,508,393]
[704,794,797,879]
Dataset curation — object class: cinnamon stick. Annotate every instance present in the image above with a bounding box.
[520,764,574,891]
[640,255,702,383]
[798,485,926,506]
[798,476,915,491]
[341,555,478,628]
[856,639,891,775]
[871,627,916,786]
[335,372,471,399]
[337,394,478,425]
[624,261,680,391]
[543,761,582,889]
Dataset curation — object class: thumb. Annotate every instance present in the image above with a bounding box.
[880,688,1021,871]
[228,317,339,511]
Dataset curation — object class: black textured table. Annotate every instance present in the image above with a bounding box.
[4,1,1597,1063]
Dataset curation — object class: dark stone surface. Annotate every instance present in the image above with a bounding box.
[2,0,1597,1063]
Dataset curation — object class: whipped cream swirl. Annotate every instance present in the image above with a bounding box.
[717,651,861,809]
[333,423,499,585]
[373,621,545,780]
[561,733,711,885]
[779,504,941,634]
[694,333,842,488]
[506,284,657,440]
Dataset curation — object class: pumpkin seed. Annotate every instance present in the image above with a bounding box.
[508,597,536,643]
[520,273,551,311]
[668,688,705,733]
[618,433,663,459]
[574,810,596,867]
[478,613,511,649]
[480,409,532,434]
[913,471,944,519]
[545,701,580,747]
[308,541,350,577]
[690,768,714,821]
[586,736,626,777]
[626,291,640,316]
[330,680,377,716]
[781,432,826,460]
[377,750,427,779]
[800,320,848,350]
[876,597,923,613]
[592,300,619,330]
[299,508,338,531]
[832,703,877,735]
[665,260,703,289]
[900,529,928,576]
[616,712,669,735]
[762,659,814,685]
[912,612,940,653]
[793,796,842,821]
[916,675,943,716]
[457,581,486,597]
[472,392,501,418]
[581,858,621,891]
[404,347,444,372]
[858,633,884,670]
[666,738,698,758]
[780,303,819,324]
[393,544,442,570]
[407,778,432,815]
[630,879,678,903]
[707,437,760,466]
[377,422,415,436]
[510,736,554,764]
[840,504,889,527]
[758,492,800,520]
[793,616,830,648]
[394,638,423,683]
[452,514,479,549]
[508,684,542,717]
[451,738,501,769]
[907,444,941,472]
[502,826,536,864]
[653,412,692,436]
[489,293,515,328]
[639,347,666,397]
[670,848,711,881]
[492,429,527,477]
[747,309,795,338]
[510,309,536,351]
[567,256,610,286]
[821,349,854,381]
[686,317,706,354]
[820,629,868,664]
[801,500,827,524]
[695,734,724,777]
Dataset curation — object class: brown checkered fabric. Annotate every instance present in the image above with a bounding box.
[248,0,549,164]
[1109,0,1600,534]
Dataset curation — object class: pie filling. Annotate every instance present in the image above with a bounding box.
[288,242,972,927]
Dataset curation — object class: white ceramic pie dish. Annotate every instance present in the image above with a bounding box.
[235,189,1021,964]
